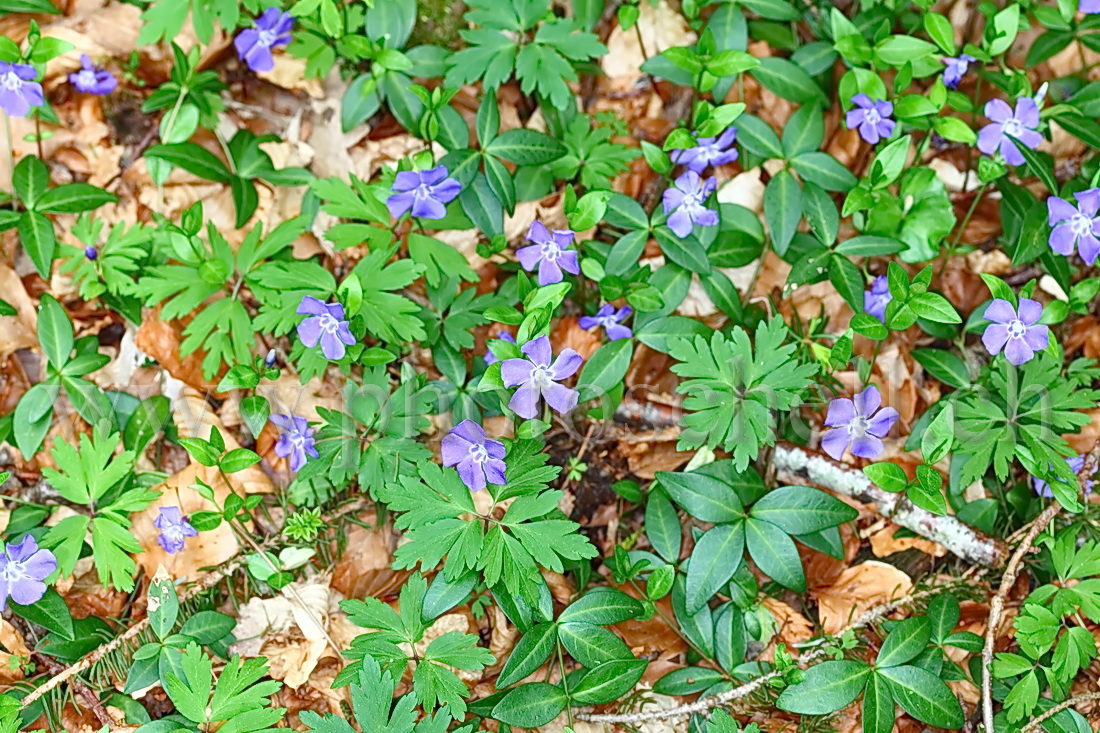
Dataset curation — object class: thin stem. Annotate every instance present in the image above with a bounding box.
[4,113,14,200]
[557,643,573,728]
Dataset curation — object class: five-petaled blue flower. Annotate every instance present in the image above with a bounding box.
[271,414,318,472]
[484,332,515,366]
[846,94,895,145]
[1047,188,1100,266]
[662,171,718,239]
[297,296,355,361]
[69,54,116,95]
[1033,455,1094,499]
[942,54,976,90]
[154,507,198,555]
[442,419,507,492]
[977,97,1042,167]
[1082,0,1100,14]
[821,385,899,462]
[0,62,44,118]
[864,275,892,323]
[387,166,462,220]
[579,304,633,340]
[501,335,582,419]
[0,535,56,610]
[670,127,739,173]
[235,8,294,73]
[981,298,1048,366]
[516,222,579,287]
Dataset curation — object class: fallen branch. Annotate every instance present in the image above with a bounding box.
[577,585,957,725]
[1020,691,1100,732]
[770,444,1009,568]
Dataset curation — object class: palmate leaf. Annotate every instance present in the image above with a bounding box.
[669,318,818,471]
[351,247,427,343]
[302,657,418,733]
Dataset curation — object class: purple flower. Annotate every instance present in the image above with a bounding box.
[1082,0,1100,14]
[846,94,895,145]
[442,420,507,492]
[863,275,892,323]
[981,298,1048,366]
[1047,188,1100,265]
[977,98,1042,167]
[670,127,739,173]
[84,246,98,261]
[501,335,582,419]
[579,304,633,340]
[662,171,718,238]
[0,535,56,610]
[1033,455,1094,498]
[264,348,278,368]
[515,222,579,286]
[386,166,462,220]
[271,414,318,472]
[0,62,44,118]
[297,296,355,361]
[68,54,116,95]
[153,507,198,555]
[235,8,294,73]
[821,386,899,461]
[484,332,516,366]
[942,54,976,90]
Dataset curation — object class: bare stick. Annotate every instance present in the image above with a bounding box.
[979,502,1061,733]
[1020,691,1100,732]
[577,585,956,725]
[769,444,1008,568]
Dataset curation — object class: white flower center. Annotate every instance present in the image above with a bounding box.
[848,415,870,438]
[530,366,553,389]
[1071,212,1092,237]
[541,242,560,261]
[1,560,25,582]
[317,313,340,334]
[77,69,97,88]
[468,443,489,463]
[864,108,881,125]
[0,70,20,92]
[1007,319,1026,338]
[257,28,277,47]
[1003,118,1024,138]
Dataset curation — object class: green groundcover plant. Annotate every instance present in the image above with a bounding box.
[0,0,1099,731]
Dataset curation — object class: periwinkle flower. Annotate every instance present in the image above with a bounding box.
[0,62,44,118]
[84,246,98,261]
[68,54,116,95]
[271,414,318,472]
[442,419,507,492]
[662,171,718,238]
[264,348,278,368]
[484,332,516,366]
[1047,188,1100,265]
[579,304,632,340]
[1082,0,1100,14]
[501,335,582,419]
[821,385,899,461]
[670,127,739,173]
[0,535,56,610]
[977,97,1042,167]
[386,166,462,220]
[297,296,355,360]
[981,298,1048,366]
[846,94,895,145]
[863,275,892,323]
[515,222,579,286]
[154,507,198,555]
[235,8,294,73]
[942,54,976,90]
[1033,455,1094,498]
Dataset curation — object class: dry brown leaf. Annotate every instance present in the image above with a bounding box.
[0,264,37,356]
[760,597,814,661]
[330,516,404,601]
[135,310,225,394]
[812,561,914,635]
[869,523,947,559]
[601,0,695,89]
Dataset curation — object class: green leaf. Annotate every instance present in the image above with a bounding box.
[459,173,504,238]
[10,588,74,640]
[645,489,682,563]
[485,129,566,165]
[576,339,633,402]
[776,660,870,715]
[912,348,970,388]
[653,666,727,694]
[745,517,805,591]
[496,622,558,688]
[656,471,744,523]
[13,155,48,209]
[18,210,56,278]
[220,448,261,473]
[558,622,632,666]
[876,616,931,667]
[492,683,567,728]
[341,74,381,133]
[148,573,180,640]
[558,587,643,625]
[763,170,801,255]
[736,114,783,159]
[921,403,954,464]
[685,522,745,613]
[37,294,73,370]
[829,255,865,312]
[792,151,858,191]
[862,670,896,733]
[750,57,825,104]
[571,658,647,704]
[750,485,858,534]
[878,664,965,727]
[782,103,824,157]
[145,143,232,183]
[911,292,961,324]
[863,462,908,492]
[36,183,117,214]
[909,465,948,515]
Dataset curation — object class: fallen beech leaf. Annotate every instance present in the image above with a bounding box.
[811,561,914,635]
[869,523,947,559]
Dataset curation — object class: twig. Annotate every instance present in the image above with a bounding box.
[577,585,957,724]
[33,652,116,730]
[1020,690,1100,732]
[769,444,1008,568]
[979,502,1061,733]
[19,499,366,711]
